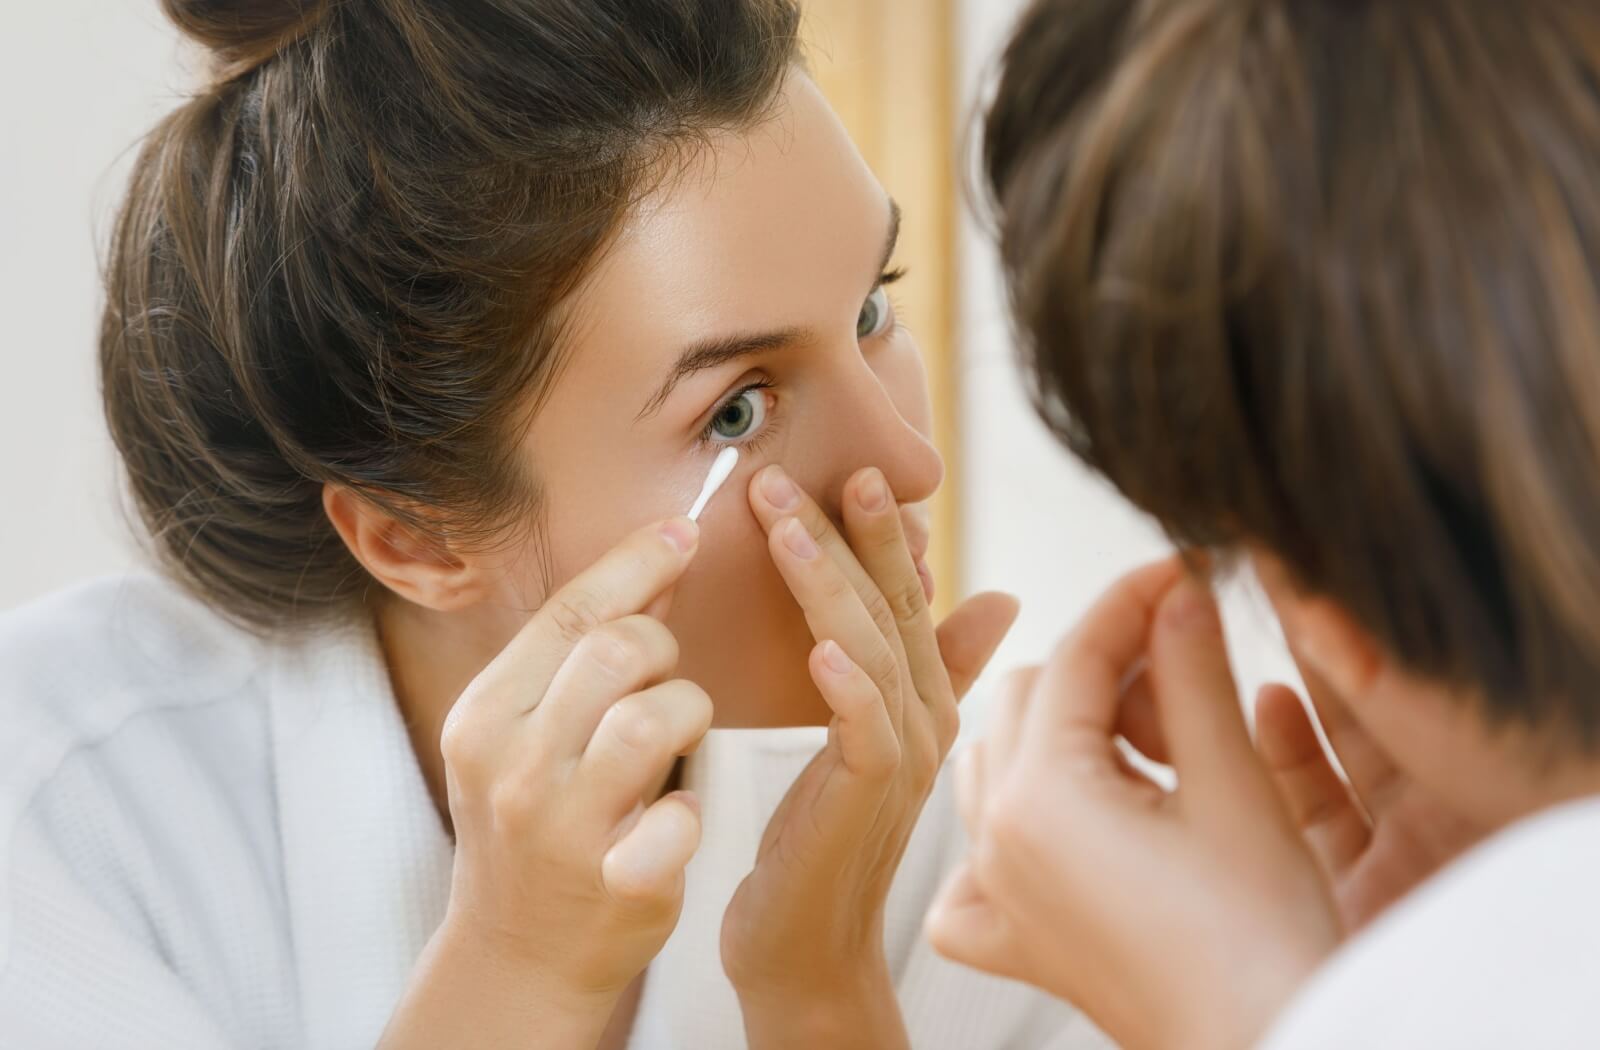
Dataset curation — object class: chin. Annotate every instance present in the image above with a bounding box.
[717,674,833,729]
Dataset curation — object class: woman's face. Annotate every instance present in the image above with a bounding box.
[486,72,943,727]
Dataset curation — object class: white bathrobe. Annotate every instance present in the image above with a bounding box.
[0,574,1108,1050]
[1258,792,1600,1049]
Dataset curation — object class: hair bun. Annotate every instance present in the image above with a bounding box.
[161,0,325,79]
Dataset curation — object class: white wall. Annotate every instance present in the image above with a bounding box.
[0,0,186,606]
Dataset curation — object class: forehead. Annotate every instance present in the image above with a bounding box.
[559,73,890,380]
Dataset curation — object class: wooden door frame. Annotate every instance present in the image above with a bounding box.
[801,0,963,615]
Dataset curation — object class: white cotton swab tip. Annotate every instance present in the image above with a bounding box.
[687,446,740,522]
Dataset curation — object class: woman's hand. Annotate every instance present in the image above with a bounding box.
[1253,669,1488,932]
[381,518,711,1050]
[720,465,1018,1050]
[926,560,1342,1050]
[1117,641,1488,933]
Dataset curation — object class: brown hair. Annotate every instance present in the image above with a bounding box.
[101,0,800,630]
[984,0,1600,743]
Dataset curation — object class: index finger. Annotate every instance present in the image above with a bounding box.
[1024,558,1186,745]
[481,517,700,708]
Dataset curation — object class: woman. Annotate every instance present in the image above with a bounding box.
[929,0,1600,1047]
[0,1,1107,1048]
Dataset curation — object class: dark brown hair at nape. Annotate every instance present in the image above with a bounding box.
[101,0,801,630]
[984,0,1600,744]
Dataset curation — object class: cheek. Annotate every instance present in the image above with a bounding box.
[665,483,830,727]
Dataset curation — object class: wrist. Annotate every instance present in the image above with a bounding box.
[432,911,623,1019]
[734,955,906,1050]
[380,916,625,1050]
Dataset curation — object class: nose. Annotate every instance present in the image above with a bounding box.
[820,360,945,509]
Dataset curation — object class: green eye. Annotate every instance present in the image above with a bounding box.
[708,386,768,442]
[857,285,893,339]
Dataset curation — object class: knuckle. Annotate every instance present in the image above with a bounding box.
[859,587,897,633]
[544,590,610,647]
[885,576,926,624]
[487,776,539,830]
[439,707,488,774]
[859,734,902,780]
[601,695,661,755]
[819,567,858,610]
[863,641,901,693]
[578,623,641,681]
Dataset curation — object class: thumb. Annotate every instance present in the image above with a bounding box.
[936,592,1022,700]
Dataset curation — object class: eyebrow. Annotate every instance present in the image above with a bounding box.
[635,196,902,422]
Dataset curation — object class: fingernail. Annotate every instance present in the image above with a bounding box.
[782,518,819,560]
[660,517,698,554]
[821,639,854,675]
[857,470,890,513]
[760,467,801,511]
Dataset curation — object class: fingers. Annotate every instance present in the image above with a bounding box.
[1254,684,1372,877]
[1146,575,1282,821]
[578,678,714,820]
[486,518,699,710]
[1025,558,1186,745]
[748,466,903,659]
[1113,667,1169,765]
[535,614,681,752]
[809,640,900,781]
[765,514,903,717]
[1292,658,1402,817]
[840,468,950,715]
[936,592,1023,702]
[601,791,702,910]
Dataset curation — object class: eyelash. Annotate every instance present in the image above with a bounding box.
[873,267,908,337]
[690,270,907,450]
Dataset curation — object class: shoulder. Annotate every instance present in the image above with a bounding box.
[1260,796,1600,1050]
[0,572,266,778]
[0,573,276,906]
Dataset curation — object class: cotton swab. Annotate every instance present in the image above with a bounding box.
[687,446,740,521]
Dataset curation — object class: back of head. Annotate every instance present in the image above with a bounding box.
[984,0,1600,744]
[102,0,800,630]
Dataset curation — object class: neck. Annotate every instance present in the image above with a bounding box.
[373,596,512,834]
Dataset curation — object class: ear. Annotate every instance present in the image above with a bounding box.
[322,483,486,612]
[1250,548,1384,700]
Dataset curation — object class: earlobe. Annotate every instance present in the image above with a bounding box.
[321,483,483,612]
